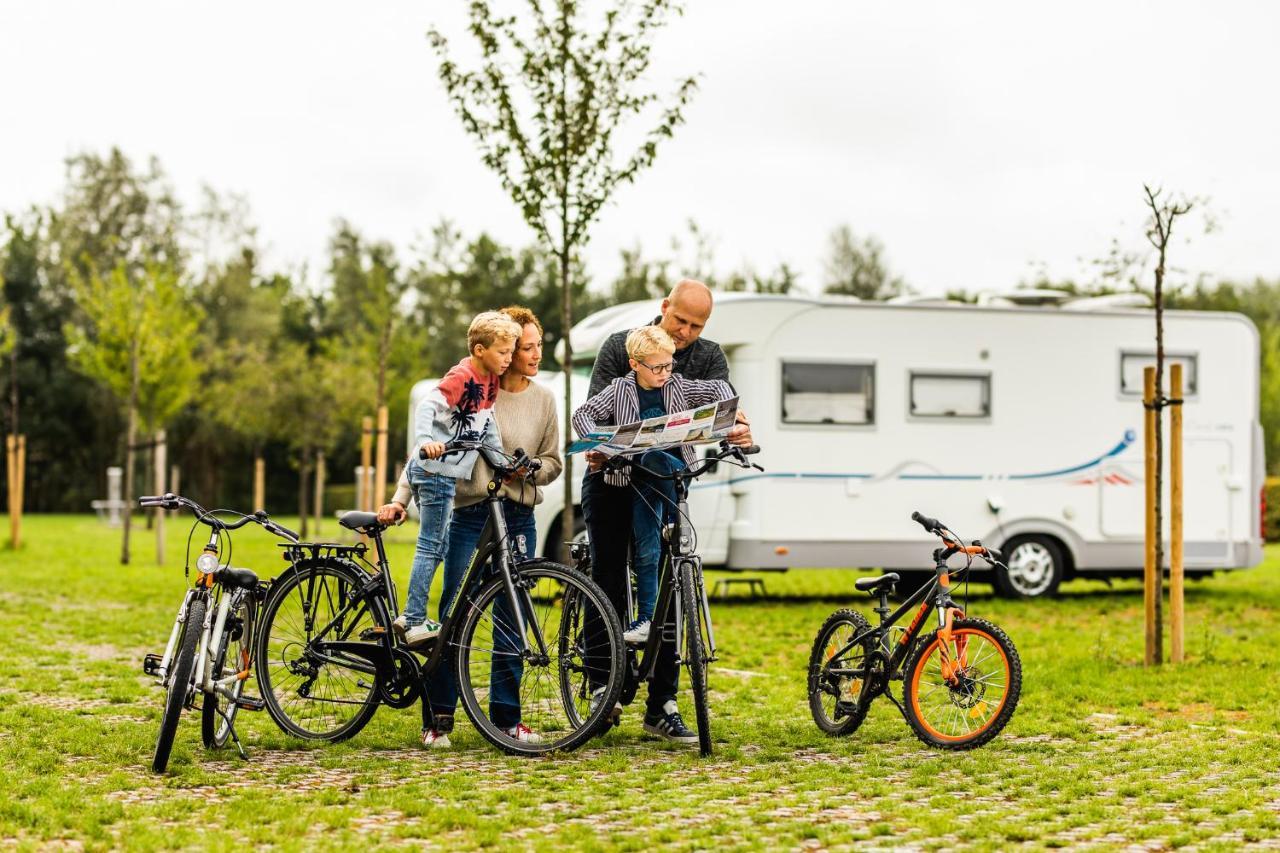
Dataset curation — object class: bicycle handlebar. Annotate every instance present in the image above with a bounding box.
[611,440,764,481]
[417,440,541,475]
[911,511,943,534]
[138,493,299,543]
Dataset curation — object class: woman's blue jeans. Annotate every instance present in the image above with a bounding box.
[426,500,536,729]
[403,465,456,628]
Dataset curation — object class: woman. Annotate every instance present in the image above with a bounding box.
[378,305,562,748]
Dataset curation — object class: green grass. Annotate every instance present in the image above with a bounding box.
[2,514,1279,850]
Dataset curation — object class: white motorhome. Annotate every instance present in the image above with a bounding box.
[409,293,1265,598]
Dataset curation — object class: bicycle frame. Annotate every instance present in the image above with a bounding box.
[633,469,717,680]
[825,556,972,691]
[290,488,550,686]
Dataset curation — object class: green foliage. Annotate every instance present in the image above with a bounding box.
[428,1,697,256]
[822,224,906,300]
[65,262,201,431]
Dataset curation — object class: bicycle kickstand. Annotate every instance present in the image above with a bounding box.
[218,707,249,760]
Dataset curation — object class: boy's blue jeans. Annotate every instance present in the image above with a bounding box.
[403,465,456,628]
[630,451,681,624]
[426,500,536,729]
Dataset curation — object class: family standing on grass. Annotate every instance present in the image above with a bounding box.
[375,279,754,749]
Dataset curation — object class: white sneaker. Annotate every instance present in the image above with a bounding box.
[590,686,623,728]
[506,722,543,744]
[403,620,441,647]
[421,727,451,749]
[623,619,651,645]
[392,614,408,641]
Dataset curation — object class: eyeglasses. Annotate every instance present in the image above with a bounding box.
[638,360,674,375]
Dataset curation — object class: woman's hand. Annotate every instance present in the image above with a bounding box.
[377,502,407,525]
[420,441,447,459]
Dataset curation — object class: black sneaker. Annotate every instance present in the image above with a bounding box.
[642,700,698,744]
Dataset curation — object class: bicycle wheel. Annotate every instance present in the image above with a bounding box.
[256,560,385,741]
[153,594,205,773]
[902,617,1022,750]
[454,560,624,756]
[678,560,712,757]
[808,608,875,736]
[202,593,254,749]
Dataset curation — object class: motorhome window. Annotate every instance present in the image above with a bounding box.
[781,362,874,425]
[1119,353,1197,396]
[909,373,990,418]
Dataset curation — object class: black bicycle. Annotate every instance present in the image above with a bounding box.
[254,441,626,755]
[564,441,763,757]
[808,511,1022,750]
[140,494,296,772]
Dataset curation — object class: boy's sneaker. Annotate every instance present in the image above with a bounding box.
[643,700,698,744]
[403,620,441,647]
[589,686,623,729]
[421,727,451,749]
[505,722,543,744]
[623,619,651,645]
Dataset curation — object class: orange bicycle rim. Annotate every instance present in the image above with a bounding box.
[910,627,1011,743]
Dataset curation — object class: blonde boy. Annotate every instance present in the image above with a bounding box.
[396,311,522,646]
[572,325,733,650]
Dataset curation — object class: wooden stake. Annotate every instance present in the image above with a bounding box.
[360,416,374,512]
[1143,367,1158,666]
[154,429,166,565]
[6,434,23,548]
[6,434,15,546]
[253,455,266,511]
[374,405,389,510]
[313,450,326,535]
[1170,363,1184,664]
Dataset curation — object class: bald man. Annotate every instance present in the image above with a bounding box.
[581,279,751,746]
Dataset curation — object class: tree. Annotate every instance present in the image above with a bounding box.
[429,0,699,558]
[65,262,202,564]
[1141,184,1195,667]
[823,225,906,300]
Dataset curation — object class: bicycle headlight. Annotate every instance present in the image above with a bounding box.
[196,552,219,574]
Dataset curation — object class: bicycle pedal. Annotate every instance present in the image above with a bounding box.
[142,653,163,677]
[360,626,387,640]
[235,696,266,712]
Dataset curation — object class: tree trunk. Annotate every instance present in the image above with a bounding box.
[1152,240,1167,666]
[154,429,166,565]
[313,450,326,536]
[121,345,139,565]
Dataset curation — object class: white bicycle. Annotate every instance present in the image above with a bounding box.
[140,493,298,772]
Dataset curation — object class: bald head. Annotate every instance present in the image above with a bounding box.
[660,279,713,350]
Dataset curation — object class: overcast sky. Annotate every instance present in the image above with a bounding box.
[3,1,1278,297]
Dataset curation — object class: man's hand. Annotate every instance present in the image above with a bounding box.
[726,408,754,447]
[377,502,407,525]
[420,441,447,460]
[585,450,606,472]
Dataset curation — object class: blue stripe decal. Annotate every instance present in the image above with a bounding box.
[690,430,1135,490]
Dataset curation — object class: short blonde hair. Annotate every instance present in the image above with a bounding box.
[626,325,675,363]
[468,311,522,353]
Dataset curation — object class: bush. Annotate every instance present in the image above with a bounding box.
[1267,477,1280,543]
[325,483,358,513]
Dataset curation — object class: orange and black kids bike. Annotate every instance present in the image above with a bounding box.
[808,511,1022,749]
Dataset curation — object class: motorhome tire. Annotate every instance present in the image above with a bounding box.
[994,535,1063,599]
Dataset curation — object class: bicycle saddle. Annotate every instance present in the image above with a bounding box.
[338,511,382,532]
[218,567,260,590]
[854,572,900,593]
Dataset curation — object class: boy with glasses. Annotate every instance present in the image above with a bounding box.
[572,325,733,673]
